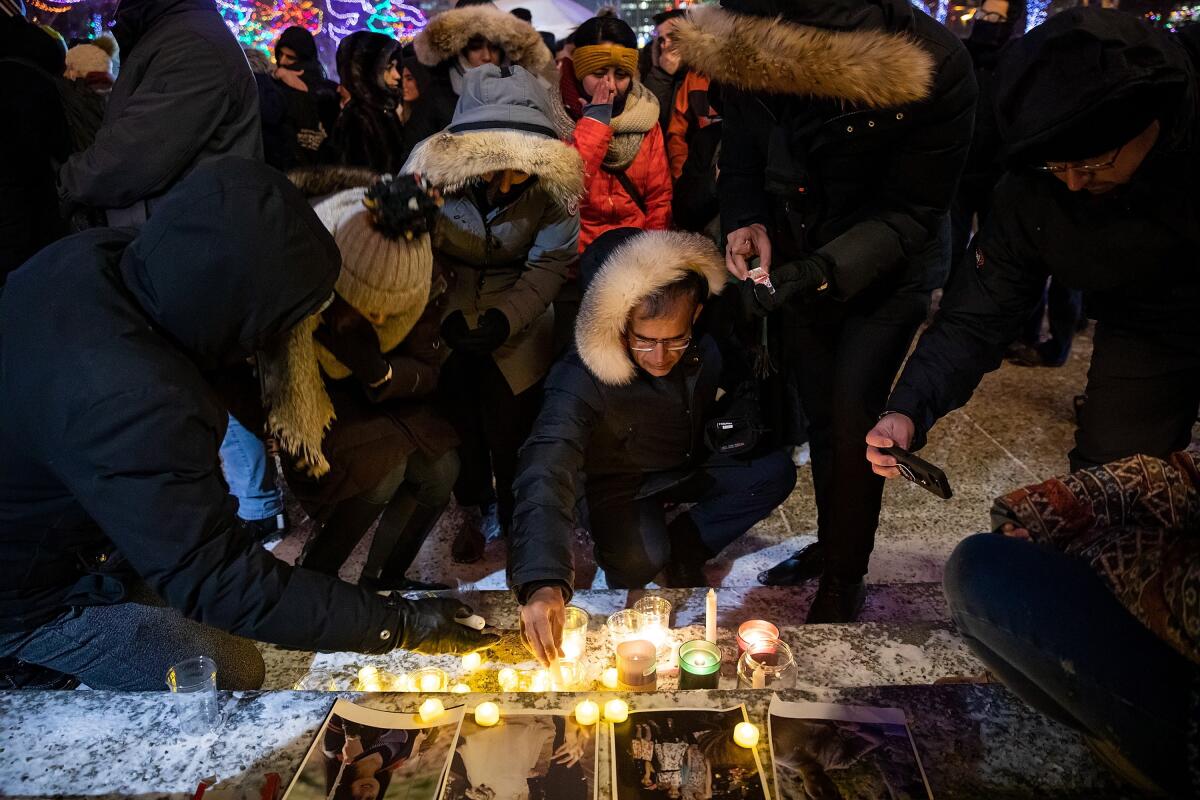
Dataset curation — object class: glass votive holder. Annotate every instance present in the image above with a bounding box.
[736,620,780,654]
[615,639,657,691]
[737,638,796,690]
[677,639,721,690]
[606,609,644,652]
[165,655,221,736]
[634,596,672,654]
[412,667,448,693]
[561,606,590,661]
[551,659,585,691]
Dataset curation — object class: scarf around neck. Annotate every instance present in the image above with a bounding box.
[602,81,659,170]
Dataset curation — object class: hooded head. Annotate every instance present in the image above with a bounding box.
[414,3,550,73]
[575,229,727,385]
[112,0,199,57]
[276,25,319,67]
[402,64,583,211]
[336,30,401,109]
[119,157,339,372]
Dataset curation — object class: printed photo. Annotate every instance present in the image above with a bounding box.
[611,706,769,800]
[285,698,464,800]
[441,709,598,800]
[769,698,933,800]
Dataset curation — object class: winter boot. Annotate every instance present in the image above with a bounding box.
[662,512,712,588]
[300,496,385,576]
[757,540,825,586]
[451,504,487,564]
[805,574,866,624]
[0,658,80,690]
[361,492,450,592]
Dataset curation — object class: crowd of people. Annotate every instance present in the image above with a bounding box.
[2,0,1199,792]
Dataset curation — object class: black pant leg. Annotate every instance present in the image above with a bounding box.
[586,477,671,589]
[789,320,840,537]
[478,360,543,527]
[443,352,495,509]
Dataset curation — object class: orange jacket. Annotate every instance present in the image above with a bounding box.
[666,72,714,180]
[571,116,672,251]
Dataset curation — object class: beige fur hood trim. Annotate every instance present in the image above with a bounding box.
[576,232,727,387]
[414,5,551,70]
[403,128,584,212]
[673,5,934,107]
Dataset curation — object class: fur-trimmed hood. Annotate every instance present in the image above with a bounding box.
[672,4,934,107]
[576,230,727,387]
[414,4,551,71]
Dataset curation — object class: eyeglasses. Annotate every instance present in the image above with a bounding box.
[629,334,692,352]
[1037,143,1124,175]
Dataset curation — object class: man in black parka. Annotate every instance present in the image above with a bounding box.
[868,11,1200,485]
[0,158,494,690]
[673,0,977,621]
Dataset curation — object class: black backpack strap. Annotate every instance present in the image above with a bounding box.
[603,165,648,216]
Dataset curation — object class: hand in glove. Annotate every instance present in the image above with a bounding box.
[314,294,391,386]
[739,255,833,317]
[390,596,500,655]
[441,308,511,354]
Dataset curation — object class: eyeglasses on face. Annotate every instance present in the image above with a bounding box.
[628,334,692,352]
[1038,143,1124,175]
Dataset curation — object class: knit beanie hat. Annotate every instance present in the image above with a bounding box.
[64,42,115,85]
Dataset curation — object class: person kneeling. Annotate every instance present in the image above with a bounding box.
[509,228,796,665]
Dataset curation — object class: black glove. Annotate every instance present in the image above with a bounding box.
[391,596,500,655]
[314,294,391,386]
[739,256,832,317]
[442,308,511,354]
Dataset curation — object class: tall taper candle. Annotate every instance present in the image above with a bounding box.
[705,589,717,643]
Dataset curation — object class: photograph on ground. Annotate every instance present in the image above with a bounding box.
[611,706,768,800]
[284,698,464,800]
[441,708,599,800]
[769,698,933,800]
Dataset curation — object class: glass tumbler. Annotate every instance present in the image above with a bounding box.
[165,655,221,735]
[736,638,797,690]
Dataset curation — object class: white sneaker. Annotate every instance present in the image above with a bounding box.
[791,443,811,467]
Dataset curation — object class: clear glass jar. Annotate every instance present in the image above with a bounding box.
[736,638,796,690]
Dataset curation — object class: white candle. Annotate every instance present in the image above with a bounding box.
[733,721,760,748]
[604,698,629,723]
[574,700,600,726]
[529,669,552,692]
[418,670,446,693]
[752,663,766,689]
[497,668,519,692]
[450,683,471,694]
[357,666,383,692]
[705,589,717,643]
[474,702,500,727]
[602,667,620,690]
[461,651,483,672]
[418,698,444,723]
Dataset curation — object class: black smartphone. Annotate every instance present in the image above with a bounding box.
[881,446,953,499]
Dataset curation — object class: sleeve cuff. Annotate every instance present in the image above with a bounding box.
[582,103,613,126]
[514,580,573,606]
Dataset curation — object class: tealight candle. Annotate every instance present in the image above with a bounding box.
[497,668,519,692]
[606,609,644,652]
[603,698,629,723]
[736,620,780,654]
[461,651,483,672]
[357,665,383,692]
[552,660,583,691]
[574,699,600,726]
[418,698,445,723]
[529,669,552,692]
[615,639,657,691]
[677,639,721,690]
[474,702,500,727]
[414,668,448,693]
[451,683,471,694]
[561,606,590,661]
[634,596,672,654]
[602,667,620,690]
[733,721,760,749]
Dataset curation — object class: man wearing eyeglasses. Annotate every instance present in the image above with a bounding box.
[868,9,1200,481]
[507,229,797,666]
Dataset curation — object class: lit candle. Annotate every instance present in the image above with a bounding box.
[602,667,620,690]
[574,700,600,726]
[414,668,448,693]
[737,620,780,654]
[603,698,629,723]
[474,702,500,727]
[418,698,445,723]
[357,666,383,692]
[561,606,589,661]
[451,683,471,694]
[552,660,582,691]
[733,721,760,748]
[615,639,657,691]
[678,639,721,690]
[396,673,416,692]
[497,668,519,692]
[706,589,718,644]
[461,651,483,672]
[529,669,552,692]
[752,662,766,689]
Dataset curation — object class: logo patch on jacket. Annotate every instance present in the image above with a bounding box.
[975,247,985,269]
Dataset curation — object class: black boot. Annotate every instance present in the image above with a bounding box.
[662,512,712,588]
[361,494,450,592]
[758,541,825,586]
[805,574,866,624]
[0,657,79,690]
[451,504,486,564]
[300,496,385,576]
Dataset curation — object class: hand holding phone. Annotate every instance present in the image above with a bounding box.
[880,446,953,499]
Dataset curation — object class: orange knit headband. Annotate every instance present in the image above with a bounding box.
[572,44,639,80]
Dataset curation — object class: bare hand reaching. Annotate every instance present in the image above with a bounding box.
[519,586,565,667]
[725,223,772,280]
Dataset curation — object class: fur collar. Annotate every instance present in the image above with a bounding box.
[414,5,551,71]
[673,5,934,107]
[576,232,727,387]
[403,129,584,212]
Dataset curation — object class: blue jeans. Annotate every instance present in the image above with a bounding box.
[944,533,1198,795]
[587,448,797,588]
[219,416,283,522]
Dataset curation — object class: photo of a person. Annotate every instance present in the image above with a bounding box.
[611,707,768,800]
[442,710,597,800]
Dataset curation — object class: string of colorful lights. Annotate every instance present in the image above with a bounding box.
[213,0,427,55]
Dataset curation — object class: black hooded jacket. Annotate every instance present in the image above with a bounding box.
[0,158,403,652]
[58,0,262,215]
[888,10,1200,446]
[333,32,408,174]
[716,0,976,303]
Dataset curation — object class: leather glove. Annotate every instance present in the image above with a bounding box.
[739,256,832,317]
[314,294,391,386]
[443,308,511,355]
[440,310,471,350]
[390,596,500,655]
